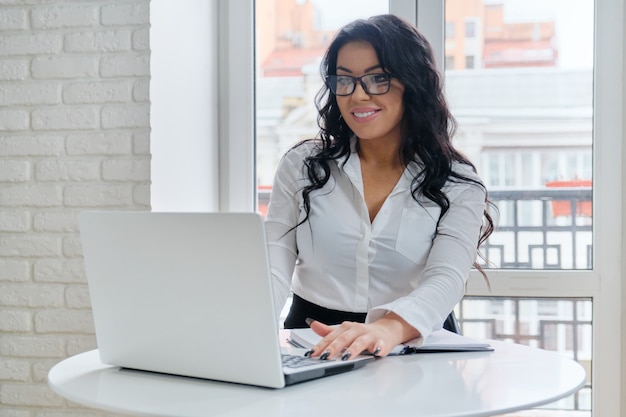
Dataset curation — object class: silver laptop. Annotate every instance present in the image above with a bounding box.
[78,211,372,388]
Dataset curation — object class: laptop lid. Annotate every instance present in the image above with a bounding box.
[79,211,371,389]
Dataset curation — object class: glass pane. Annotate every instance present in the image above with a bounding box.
[255,0,389,216]
[457,297,592,414]
[444,0,594,270]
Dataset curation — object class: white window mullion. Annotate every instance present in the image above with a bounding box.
[590,0,624,414]
[416,0,444,71]
[392,1,445,72]
[389,0,417,24]
[218,0,255,212]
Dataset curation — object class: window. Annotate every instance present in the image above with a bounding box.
[445,21,456,38]
[445,55,455,69]
[229,1,623,415]
[445,0,594,271]
[441,0,599,414]
[465,19,476,37]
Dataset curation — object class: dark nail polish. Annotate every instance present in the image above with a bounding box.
[305,317,314,326]
[373,347,381,356]
[320,351,330,360]
[341,352,352,361]
[304,349,314,357]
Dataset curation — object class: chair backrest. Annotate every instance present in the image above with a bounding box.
[443,311,461,334]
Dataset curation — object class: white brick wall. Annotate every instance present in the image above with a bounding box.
[0,1,150,416]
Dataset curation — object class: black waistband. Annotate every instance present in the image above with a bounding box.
[283,294,367,329]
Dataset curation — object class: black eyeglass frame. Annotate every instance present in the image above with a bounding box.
[325,73,393,96]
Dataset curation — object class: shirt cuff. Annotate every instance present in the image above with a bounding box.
[365,302,432,345]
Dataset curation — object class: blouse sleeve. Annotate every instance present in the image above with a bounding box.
[264,148,305,324]
[366,180,487,342]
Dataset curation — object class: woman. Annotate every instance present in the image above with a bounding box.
[265,14,493,361]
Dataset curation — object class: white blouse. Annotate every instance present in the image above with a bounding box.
[265,140,486,340]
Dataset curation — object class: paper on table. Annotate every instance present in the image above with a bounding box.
[288,327,493,355]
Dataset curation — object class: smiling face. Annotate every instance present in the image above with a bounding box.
[335,41,406,145]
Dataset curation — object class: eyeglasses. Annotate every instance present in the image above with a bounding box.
[326,73,392,96]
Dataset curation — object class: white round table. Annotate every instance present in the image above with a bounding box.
[48,340,586,417]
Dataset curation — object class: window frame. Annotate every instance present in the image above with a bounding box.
[217,0,256,212]
[218,1,625,414]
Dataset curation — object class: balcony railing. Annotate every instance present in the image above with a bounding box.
[481,187,592,270]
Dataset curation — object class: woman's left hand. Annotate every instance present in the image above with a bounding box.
[306,312,421,360]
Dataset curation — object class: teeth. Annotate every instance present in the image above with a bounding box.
[353,110,376,118]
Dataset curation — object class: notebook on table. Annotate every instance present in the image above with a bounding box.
[78,211,373,389]
[289,326,493,354]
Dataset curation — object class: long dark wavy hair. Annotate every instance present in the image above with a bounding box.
[294,14,494,277]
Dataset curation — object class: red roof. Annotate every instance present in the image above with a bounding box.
[261,47,327,77]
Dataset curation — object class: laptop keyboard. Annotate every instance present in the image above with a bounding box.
[281,353,329,368]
